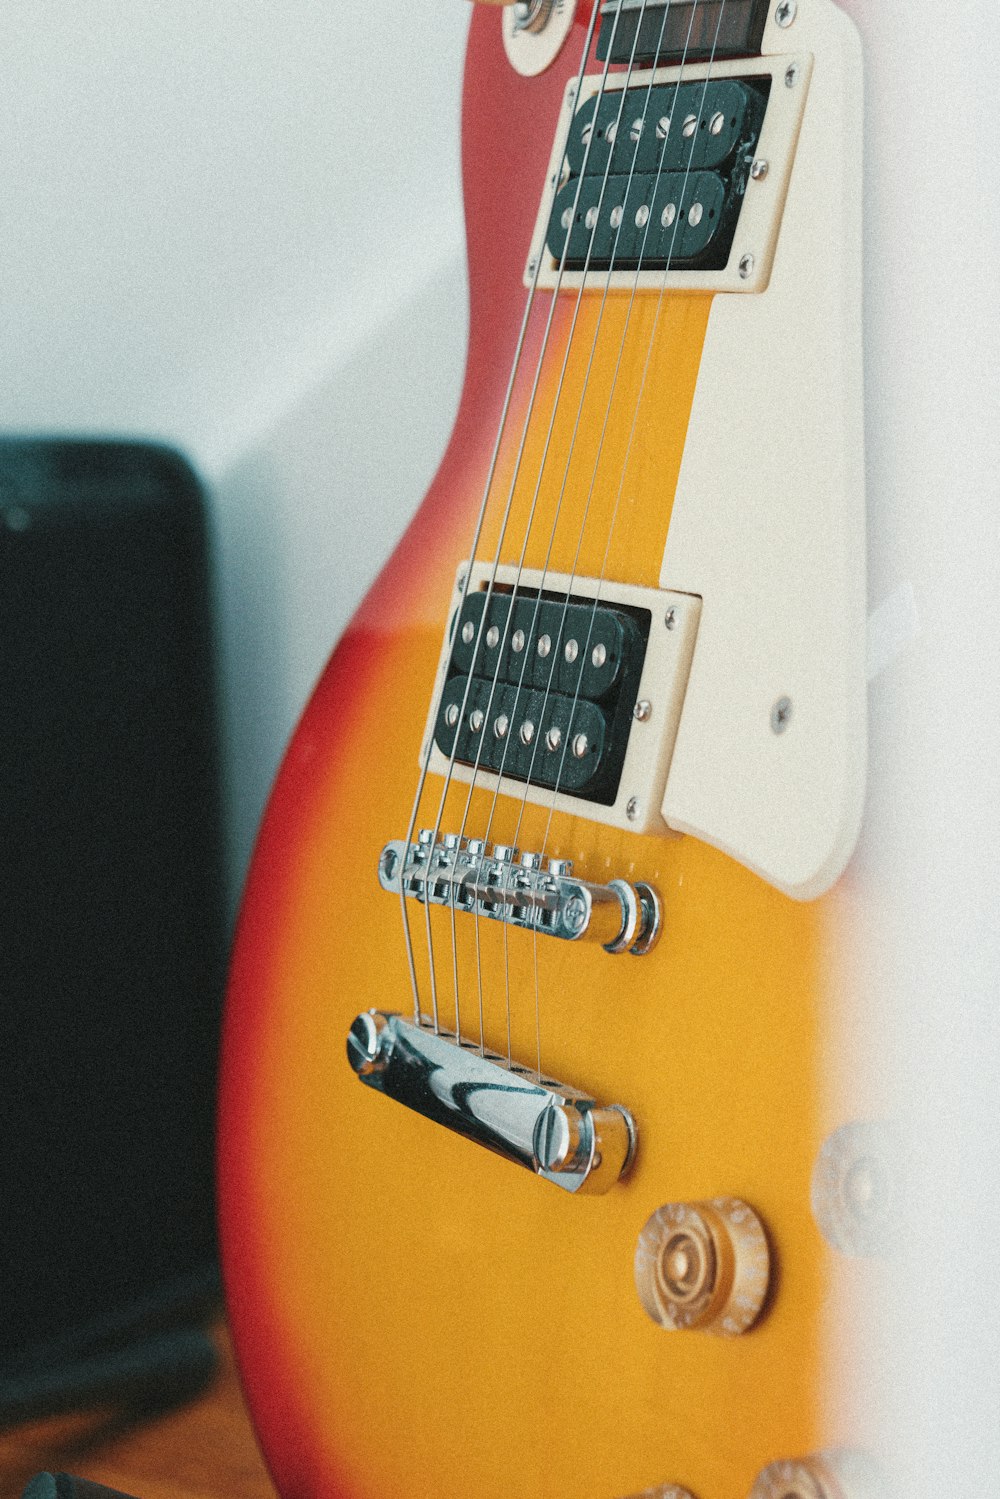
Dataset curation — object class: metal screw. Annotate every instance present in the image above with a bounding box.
[446,703,460,728]
[739,253,755,279]
[750,158,769,181]
[537,633,551,658]
[470,709,485,733]
[775,0,797,25]
[456,572,467,592]
[688,202,704,227]
[494,713,509,739]
[486,624,500,648]
[566,82,577,101]
[520,720,535,745]
[771,696,793,734]
[633,700,652,722]
[462,620,475,644]
[626,797,640,822]
[785,62,800,88]
[564,638,579,663]
[572,732,589,759]
[527,257,538,277]
[564,896,587,935]
[665,607,677,630]
[512,628,526,653]
[546,725,562,751]
[592,642,608,668]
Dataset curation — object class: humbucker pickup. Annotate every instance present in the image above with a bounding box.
[524,53,811,295]
[545,75,768,272]
[433,585,648,804]
[421,565,701,836]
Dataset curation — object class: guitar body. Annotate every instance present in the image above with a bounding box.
[220,7,870,1497]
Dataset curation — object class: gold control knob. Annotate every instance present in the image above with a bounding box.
[749,1450,880,1499]
[617,1489,696,1499]
[634,1197,770,1335]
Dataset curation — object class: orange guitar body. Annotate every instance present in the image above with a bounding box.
[219,11,850,1497]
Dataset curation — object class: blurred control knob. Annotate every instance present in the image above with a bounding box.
[811,1120,903,1257]
[749,1449,882,1499]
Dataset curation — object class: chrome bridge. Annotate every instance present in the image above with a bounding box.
[378,833,662,955]
[348,1010,636,1195]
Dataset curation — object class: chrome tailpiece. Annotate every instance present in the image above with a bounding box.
[347,1010,637,1196]
[378,834,661,955]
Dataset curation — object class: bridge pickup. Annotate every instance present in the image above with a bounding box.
[434,583,648,806]
[379,836,661,953]
[347,1010,636,1195]
[422,566,700,835]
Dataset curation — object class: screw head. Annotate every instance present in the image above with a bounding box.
[626,797,640,822]
[563,896,588,935]
[739,253,755,280]
[633,699,652,722]
[750,157,770,181]
[775,0,797,26]
[785,62,801,88]
[771,696,793,734]
[527,257,539,278]
[664,607,677,630]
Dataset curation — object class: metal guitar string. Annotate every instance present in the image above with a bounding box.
[397,0,604,1034]
[529,0,733,1066]
[472,0,686,1074]
[489,0,724,1078]
[452,0,665,1067]
[446,0,663,1065]
[411,0,635,1051]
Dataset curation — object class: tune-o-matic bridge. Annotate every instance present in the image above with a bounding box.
[347,1010,636,1195]
[379,833,661,954]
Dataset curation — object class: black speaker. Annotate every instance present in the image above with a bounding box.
[0,440,226,1412]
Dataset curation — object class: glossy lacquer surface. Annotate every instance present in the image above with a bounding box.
[219,12,839,1498]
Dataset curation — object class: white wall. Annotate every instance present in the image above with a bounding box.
[1,0,471,891]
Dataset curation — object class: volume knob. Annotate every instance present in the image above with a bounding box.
[749,1451,880,1499]
[634,1197,770,1336]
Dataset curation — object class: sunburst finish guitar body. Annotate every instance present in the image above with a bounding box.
[219,2,875,1496]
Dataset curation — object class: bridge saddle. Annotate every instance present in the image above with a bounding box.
[378,834,661,955]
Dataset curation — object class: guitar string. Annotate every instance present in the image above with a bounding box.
[413,0,635,1052]
[441,0,656,1064]
[529,0,734,1070]
[513,0,724,860]
[396,0,604,1033]
[471,0,685,1074]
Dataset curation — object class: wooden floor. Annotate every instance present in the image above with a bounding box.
[0,1327,276,1499]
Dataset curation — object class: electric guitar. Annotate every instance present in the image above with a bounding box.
[218,1,889,1494]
